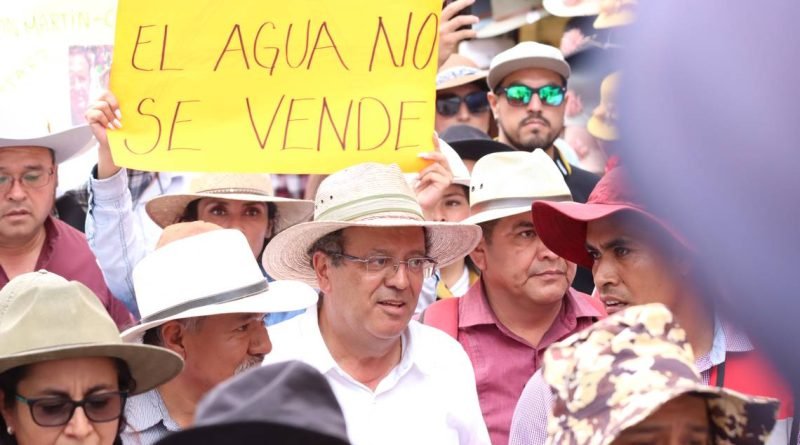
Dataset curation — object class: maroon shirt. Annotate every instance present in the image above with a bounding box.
[457,279,604,445]
[0,217,133,329]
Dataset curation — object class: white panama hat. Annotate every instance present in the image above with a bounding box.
[463,150,572,225]
[262,163,482,286]
[0,125,94,164]
[122,229,317,341]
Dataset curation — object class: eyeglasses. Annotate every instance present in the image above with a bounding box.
[15,391,128,427]
[330,253,437,279]
[0,168,54,193]
[497,84,566,107]
[436,91,490,116]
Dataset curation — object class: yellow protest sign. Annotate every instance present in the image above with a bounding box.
[108,0,439,173]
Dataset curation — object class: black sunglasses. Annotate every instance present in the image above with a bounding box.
[497,84,566,107]
[15,391,128,427]
[436,91,490,116]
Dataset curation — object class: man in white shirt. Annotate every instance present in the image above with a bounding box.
[262,162,490,445]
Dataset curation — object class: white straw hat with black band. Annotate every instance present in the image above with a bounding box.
[121,229,317,342]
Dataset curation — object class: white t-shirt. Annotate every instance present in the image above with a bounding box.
[264,304,491,445]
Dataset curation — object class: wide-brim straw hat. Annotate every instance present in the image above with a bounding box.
[586,71,621,141]
[263,163,482,286]
[437,54,488,91]
[544,303,779,445]
[0,271,183,395]
[543,0,600,17]
[122,229,318,341]
[532,167,691,269]
[0,125,94,164]
[593,0,637,28]
[463,150,572,226]
[146,173,314,235]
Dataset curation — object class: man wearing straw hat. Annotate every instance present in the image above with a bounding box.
[0,125,132,329]
[262,162,490,445]
[118,222,317,445]
[422,150,604,445]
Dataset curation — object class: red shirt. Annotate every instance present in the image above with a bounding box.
[457,279,604,445]
[0,217,133,329]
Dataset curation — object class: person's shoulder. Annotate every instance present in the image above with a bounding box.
[409,320,470,365]
[565,164,600,203]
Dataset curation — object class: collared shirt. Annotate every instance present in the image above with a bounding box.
[507,319,759,445]
[0,216,132,329]
[121,389,181,445]
[459,279,603,445]
[264,302,491,445]
[87,167,186,318]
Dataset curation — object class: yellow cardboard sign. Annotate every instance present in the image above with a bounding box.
[108,0,439,173]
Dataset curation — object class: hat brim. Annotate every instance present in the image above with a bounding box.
[587,115,618,141]
[262,219,482,286]
[437,72,488,91]
[0,343,183,396]
[593,10,636,29]
[462,206,531,226]
[488,56,571,91]
[448,139,514,162]
[146,193,314,234]
[0,125,94,164]
[155,421,350,445]
[476,9,546,39]
[532,201,690,269]
[121,280,318,341]
[607,385,779,445]
[543,0,600,17]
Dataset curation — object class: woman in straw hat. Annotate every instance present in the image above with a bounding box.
[0,271,183,445]
[85,92,314,321]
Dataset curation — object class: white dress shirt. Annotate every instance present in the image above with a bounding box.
[264,304,491,445]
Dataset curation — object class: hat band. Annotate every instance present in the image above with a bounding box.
[471,195,572,216]
[139,280,268,324]
[316,193,424,222]
[195,187,270,196]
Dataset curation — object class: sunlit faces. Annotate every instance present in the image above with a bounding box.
[175,313,270,395]
[585,212,685,315]
[0,357,122,445]
[471,212,576,307]
[317,227,427,341]
[430,184,470,222]
[488,68,566,152]
[195,199,271,257]
[0,147,56,246]
[435,83,491,134]
[610,394,711,445]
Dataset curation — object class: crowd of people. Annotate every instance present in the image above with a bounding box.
[0,0,796,444]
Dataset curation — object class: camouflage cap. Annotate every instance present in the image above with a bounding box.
[543,303,779,445]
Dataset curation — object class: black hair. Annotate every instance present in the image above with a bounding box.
[0,359,136,445]
[178,199,279,239]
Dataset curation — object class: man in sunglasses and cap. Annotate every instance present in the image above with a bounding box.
[487,41,599,294]
[262,162,490,445]
[0,126,132,329]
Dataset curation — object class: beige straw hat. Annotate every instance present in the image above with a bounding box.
[146,173,314,235]
[593,0,637,29]
[587,71,621,141]
[262,163,483,286]
[463,150,572,225]
[0,271,183,395]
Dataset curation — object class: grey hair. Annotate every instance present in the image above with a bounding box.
[142,317,204,347]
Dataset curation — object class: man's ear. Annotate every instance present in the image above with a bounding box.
[160,322,188,358]
[487,91,500,119]
[469,237,489,272]
[313,251,333,294]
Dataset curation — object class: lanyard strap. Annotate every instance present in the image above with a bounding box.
[714,361,726,387]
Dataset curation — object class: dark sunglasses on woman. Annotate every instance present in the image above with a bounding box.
[15,391,128,427]
[435,91,490,116]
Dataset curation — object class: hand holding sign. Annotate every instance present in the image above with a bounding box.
[108,0,441,174]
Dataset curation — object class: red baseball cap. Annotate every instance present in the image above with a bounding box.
[532,168,691,269]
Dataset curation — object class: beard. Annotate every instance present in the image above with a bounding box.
[499,113,561,152]
[234,354,265,375]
